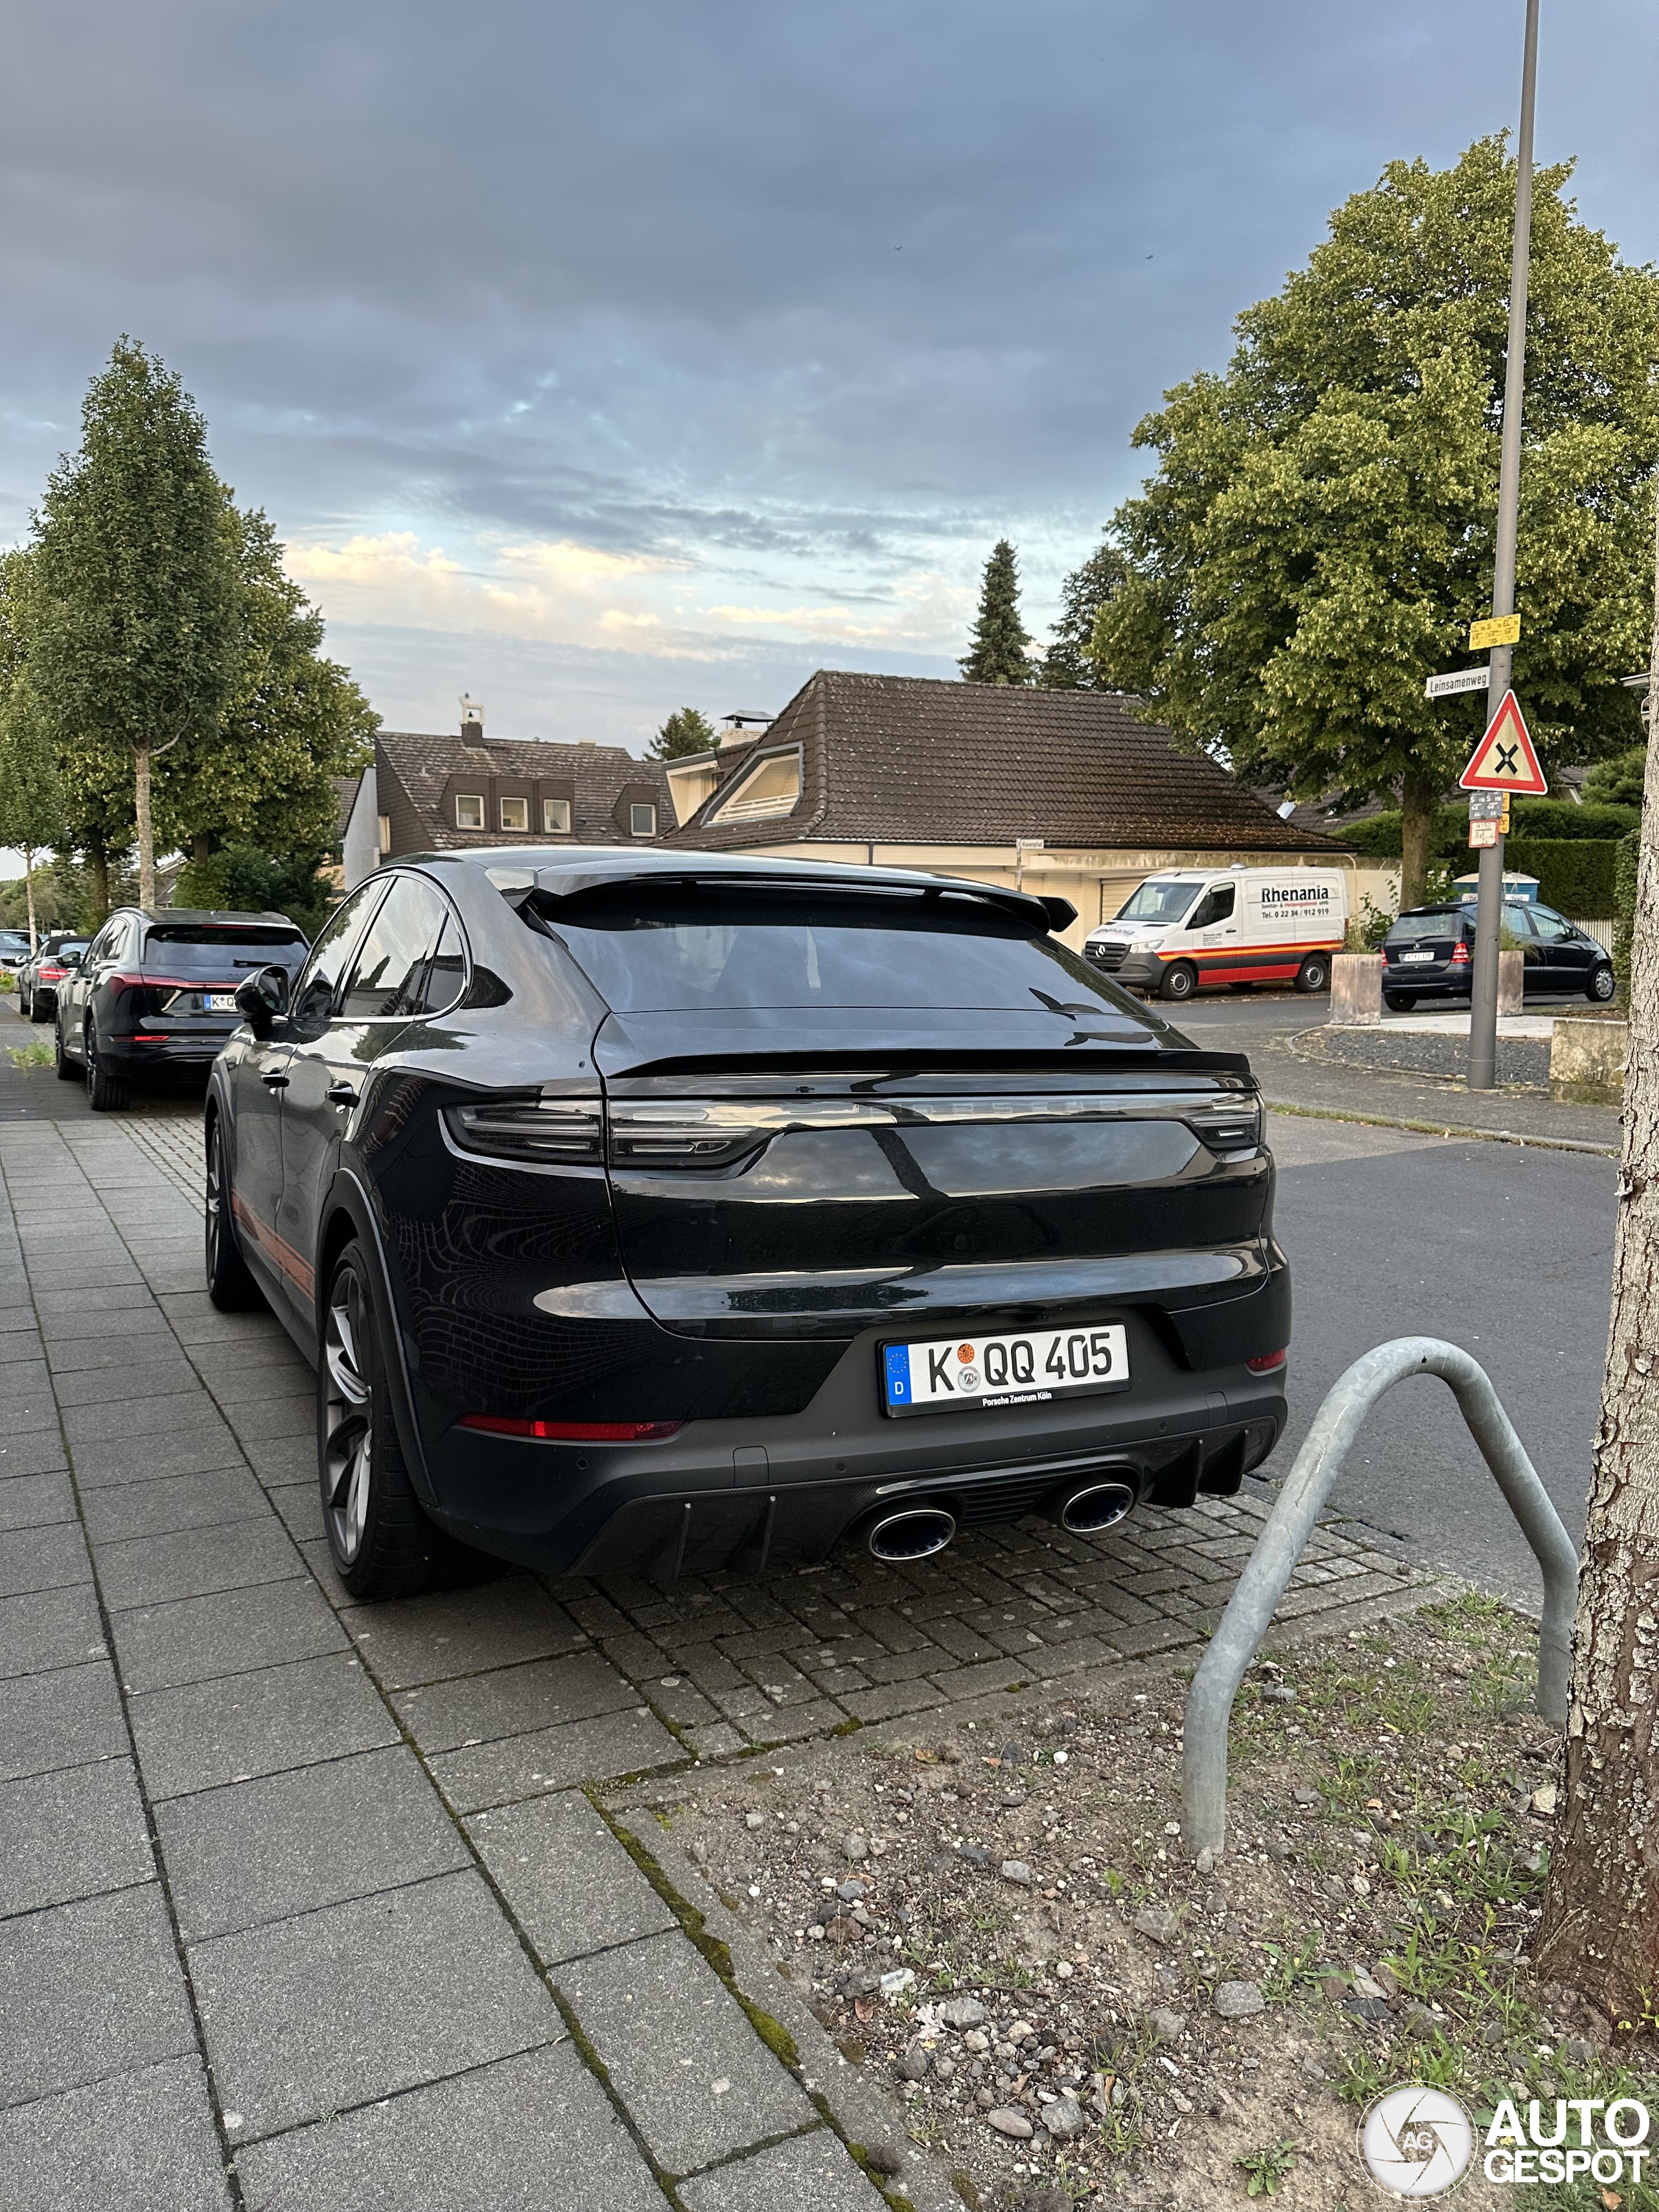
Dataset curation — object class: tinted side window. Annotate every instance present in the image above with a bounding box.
[290,885,386,1031]
[421,917,467,1014]
[338,878,450,1019]
[1187,884,1235,929]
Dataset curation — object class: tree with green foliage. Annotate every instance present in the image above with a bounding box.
[0,677,66,951]
[1041,540,1129,688]
[163,504,376,888]
[1584,745,1647,808]
[29,339,244,911]
[648,706,717,760]
[1093,137,1659,906]
[960,540,1034,685]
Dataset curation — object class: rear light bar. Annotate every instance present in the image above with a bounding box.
[457,1414,684,1442]
[1246,1349,1288,1374]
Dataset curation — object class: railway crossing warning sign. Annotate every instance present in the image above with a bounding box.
[1459,690,1547,795]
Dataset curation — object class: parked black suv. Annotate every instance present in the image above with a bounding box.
[55,907,312,1108]
[205,850,1290,1599]
[1382,901,1614,1011]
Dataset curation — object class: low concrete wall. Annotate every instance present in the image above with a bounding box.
[1330,953,1382,1026]
[1498,949,1523,1018]
[1551,1011,1628,1105]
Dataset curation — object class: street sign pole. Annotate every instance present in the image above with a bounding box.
[1469,0,1540,1091]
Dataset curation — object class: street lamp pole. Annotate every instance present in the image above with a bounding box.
[1468,0,1541,1091]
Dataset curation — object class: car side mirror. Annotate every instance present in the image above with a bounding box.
[1038,895,1078,932]
[235,966,289,1036]
[60,951,82,970]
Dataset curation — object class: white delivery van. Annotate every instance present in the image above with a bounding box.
[1082,867,1349,1003]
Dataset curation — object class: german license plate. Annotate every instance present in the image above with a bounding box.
[881,1323,1129,1417]
[1398,951,1435,964]
[207,992,240,1011]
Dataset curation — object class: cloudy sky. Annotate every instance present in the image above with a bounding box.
[3,0,1656,753]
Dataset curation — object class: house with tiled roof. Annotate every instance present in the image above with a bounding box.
[342,710,670,888]
[662,671,1381,944]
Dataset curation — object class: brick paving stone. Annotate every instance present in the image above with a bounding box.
[95,1517,301,1611]
[424,1706,681,1815]
[0,1883,198,2110]
[235,2042,664,2212]
[679,2129,891,2212]
[112,1577,342,1692]
[0,1660,126,1783]
[465,1791,678,1964]
[0,1584,106,1678]
[844,1678,948,1724]
[0,2056,231,2212]
[389,1651,640,1750]
[0,1518,92,1598]
[188,1870,559,2141]
[340,1576,584,1689]
[157,1745,470,1944]
[128,1651,399,1800]
[78,1466,270,1545]
[0,1756,154,1916]
[559,1931,815,2177]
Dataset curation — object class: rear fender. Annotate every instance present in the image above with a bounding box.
[314,1168,440,1511]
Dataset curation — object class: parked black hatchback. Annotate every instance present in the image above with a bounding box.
[1382,901,1614,1010]
[55,907,312,1109]
[205,850,1290,1600]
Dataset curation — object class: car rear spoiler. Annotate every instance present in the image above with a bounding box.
[485,863,1077,937]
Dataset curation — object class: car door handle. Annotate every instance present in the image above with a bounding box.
[261,1072,290,1090]
[327,1082,360,1107]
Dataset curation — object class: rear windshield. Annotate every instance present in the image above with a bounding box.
[1385,912,1468,946]
[1115,878,1198,924]
[142,924,307,975]
[538,883,1156,1019]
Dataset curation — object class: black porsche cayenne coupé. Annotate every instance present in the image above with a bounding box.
[206,848,1290,1600]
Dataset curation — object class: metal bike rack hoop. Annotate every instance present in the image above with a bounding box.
[1181,1335,1578,1858]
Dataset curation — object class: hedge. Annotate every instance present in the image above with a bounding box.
[1501,838,1619,916]
[1616,829,1639,983]
[1342,797,1638,860]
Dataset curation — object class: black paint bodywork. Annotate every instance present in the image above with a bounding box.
[209,849,1290,1578]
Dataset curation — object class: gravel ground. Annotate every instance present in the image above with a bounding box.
[1296,1025,1551,1091]
[664,1598,1649,2211]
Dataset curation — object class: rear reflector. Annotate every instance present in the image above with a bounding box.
[457,1414,684,1442]
[1246,1350,1288,1374]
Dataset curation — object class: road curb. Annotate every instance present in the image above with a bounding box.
[1264,1095,1616,1159]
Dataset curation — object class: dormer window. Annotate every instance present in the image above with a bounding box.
[455,793,484,830]
[629,802,657,837]
[543,798,572,834]
[710,747,802,822]
[500,796,529,832]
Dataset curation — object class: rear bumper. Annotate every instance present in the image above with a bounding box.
[416,1331,1288,1578]
[104,1032,235,1072]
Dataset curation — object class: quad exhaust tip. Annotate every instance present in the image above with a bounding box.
[1056,1480,1136,1535]
[866,1506,957,1562]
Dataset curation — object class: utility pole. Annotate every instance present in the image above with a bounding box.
[1468,0,1541,1091]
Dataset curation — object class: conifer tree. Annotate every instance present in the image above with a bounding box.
[959,541,1034,685]
[1041,541,1129,688]
[649,706,717,760]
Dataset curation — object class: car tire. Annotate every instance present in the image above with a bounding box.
[1586,963,1616,1003]
[204,1115,264,1312]
[84,1025,130,1112]
[319,1240,458,1601]
[1294,953,1331,994]
[1158,960,1199,1003]
[1383,992,1417,1012]
[53,1020,79,1080]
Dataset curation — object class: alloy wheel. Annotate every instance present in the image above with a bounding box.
[322,1270,375,1565]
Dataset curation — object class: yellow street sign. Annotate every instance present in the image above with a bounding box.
[1470,613,1522,649]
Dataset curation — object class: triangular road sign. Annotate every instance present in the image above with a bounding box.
[1459,690,1547,794]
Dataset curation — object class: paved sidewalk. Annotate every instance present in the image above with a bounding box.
[0,1105,1426,2210]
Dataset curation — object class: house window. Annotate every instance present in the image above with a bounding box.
[500,795,529,832]
[455,793,484,830]
[377,814,391,856]
[543,797,572,834]
[629,802,657,837]
[710,748,802,822]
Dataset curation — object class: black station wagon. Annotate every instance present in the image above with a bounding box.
[205,850,1290,1600]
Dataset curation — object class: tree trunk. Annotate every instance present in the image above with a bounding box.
[1535,487,1659,2032]
[193,833,211,867]
[21,846,37,957]
[1400,765,1436,910]
[134,742,155,911]
[88,841,109,928]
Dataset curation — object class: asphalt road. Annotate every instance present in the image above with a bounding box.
[0,992,1614,1611]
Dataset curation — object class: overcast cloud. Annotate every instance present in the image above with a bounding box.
[3,0,1656,751]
